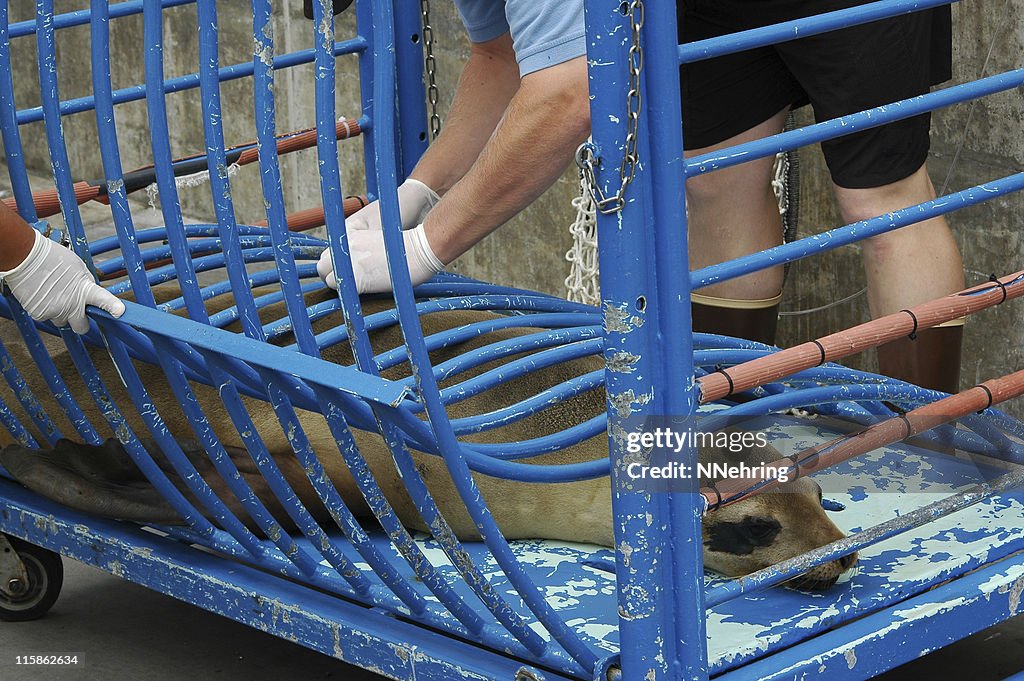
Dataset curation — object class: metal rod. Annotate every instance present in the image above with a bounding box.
[705,467,1024,608]
[692,173,1024,291]
[699,271,1024,403]
[8,0,194,39]
[702,369,1024,510]
[14,39,367,125]
[679,0,957,64]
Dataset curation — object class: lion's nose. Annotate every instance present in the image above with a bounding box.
[838,552,858,571]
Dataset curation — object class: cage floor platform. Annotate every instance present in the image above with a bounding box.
[3,414,1023,680]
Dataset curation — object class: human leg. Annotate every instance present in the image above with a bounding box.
[778,5,962,391]
[677,0,804,345]
[833,164,965,393]
[685,111,790,345]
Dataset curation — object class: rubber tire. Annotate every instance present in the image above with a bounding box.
[0,536,63,622]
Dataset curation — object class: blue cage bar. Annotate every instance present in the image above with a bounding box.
[1,1,1023,680]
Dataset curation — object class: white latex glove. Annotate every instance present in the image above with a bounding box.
[0,229,125,334]
[317,224,444,294]
[346,178,440,231]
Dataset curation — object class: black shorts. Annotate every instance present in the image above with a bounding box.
[678,1,952,188]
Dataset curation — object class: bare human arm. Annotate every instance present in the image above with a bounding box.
[318,33,520,245]
[0,200,37,270]
[421,54,591,263]
[318,33,591,294]
[408,32,522,197]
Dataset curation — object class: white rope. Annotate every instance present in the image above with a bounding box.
[564,170,601,305]
[143,116,353,211]
[145,162,242,211]
[771,149,788,217]
[565,150,790,305]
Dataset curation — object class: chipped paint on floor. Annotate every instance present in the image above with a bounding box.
[281,414,1024,674]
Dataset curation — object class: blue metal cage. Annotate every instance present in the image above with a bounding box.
[1,1,1023,679]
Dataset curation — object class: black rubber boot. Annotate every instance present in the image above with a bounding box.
[691,296,781,346]
[876,323,963,395]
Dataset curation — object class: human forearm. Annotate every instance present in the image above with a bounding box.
[316,54,591,295]
[410,33,520,195]
[422,55,591,263]
[0,201,38,270]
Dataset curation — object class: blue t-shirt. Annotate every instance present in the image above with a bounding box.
[453,0,586,76]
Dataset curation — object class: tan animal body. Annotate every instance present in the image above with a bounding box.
[0,285,855,588]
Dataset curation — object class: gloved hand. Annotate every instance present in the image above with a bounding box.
[317,224,445,294]
[0,229,126,334]
[346,178,440,232]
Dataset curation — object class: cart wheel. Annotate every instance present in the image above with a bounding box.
[0,536,63,622]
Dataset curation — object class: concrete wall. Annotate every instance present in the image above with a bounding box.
[3,2,1022,413]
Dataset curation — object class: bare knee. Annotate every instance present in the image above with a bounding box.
[833,163,937,224]
[685,166,735,206]
[861,229,902,264]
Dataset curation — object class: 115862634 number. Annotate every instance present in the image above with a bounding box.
[14,655,80,665]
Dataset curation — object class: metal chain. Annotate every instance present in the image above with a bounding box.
[575,0,645,215]
[420,0,441,140]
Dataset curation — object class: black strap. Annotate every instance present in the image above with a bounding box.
[811,339,827,367]
[976,384,994,413]
[988,273,1009,304]
[713,365,735,396]
[706,483,723,511]
[901,309,919,340]
[897,412,914,437]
